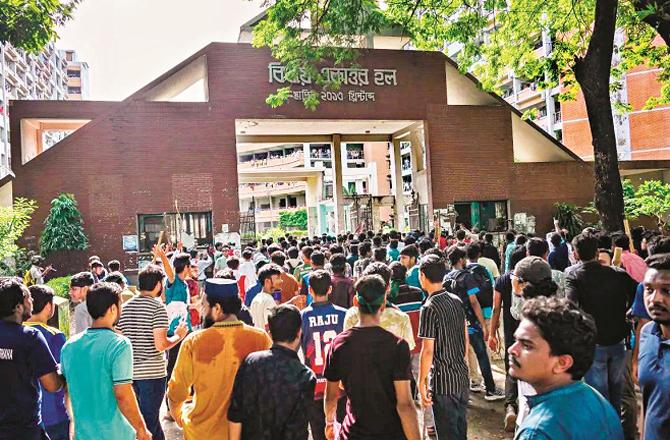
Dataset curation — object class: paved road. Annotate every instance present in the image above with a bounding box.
[161,361,514,439]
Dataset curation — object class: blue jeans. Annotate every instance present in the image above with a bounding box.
[432,390,468,440]
[133,377,167,440]
[45,419,70,440]
[469,329,496,392]
[583,341,626,414]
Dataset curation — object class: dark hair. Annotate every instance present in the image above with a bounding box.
[572,233,599,261]
[418,239,434,254]
[90,260,103,269]
[268,304,302,343]
[522,278,558,299]
[484,233,493,243]
[647,236,670,256]
[86,282,122,320]
[173,252,191,274]
[258,264,282,285]
[526,238,549,258]
[270,251,286,266]
[550,233,562,248]
[105,272,126,287]
[389,239,399,249]
[646,252,670,271]
[389,261,407,281]
[330,254,346,275]
[362,262,391,287]
[206,294,242,316]
[301,246,314,260]
[242,249,253,260]
[0,277,28,318]
[359,242,372,257]
[309,270,331,297]
[287,246,299,259]
[28,284,55,315]
[70,271,95,288]
[88,255,100,262]
[138,264,164,291]
[354,274,387,315]
[420,254,447,283]
[597,232,612,250]
[372,236,383,248]
[311,251,325,267]
[506,231,516,242]
[522,297,597,380]
[510,245,528,272]
[515,235,528,246]
[373,247,387,262]
[227,257,240,270]
[612,232,630,250]
[400,244,419,260]
[423,248,445,260]
[108,260,121,272]
[447,246,466,266]
[455,230,466,241]
[465,243,481,261]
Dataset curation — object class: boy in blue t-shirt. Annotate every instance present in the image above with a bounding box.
[25,285,69,440]
[300,269,347,440]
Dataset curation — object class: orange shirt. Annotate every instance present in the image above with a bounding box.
[279,271,299,303]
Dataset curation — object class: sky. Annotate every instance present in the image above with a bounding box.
[56,0,264,101]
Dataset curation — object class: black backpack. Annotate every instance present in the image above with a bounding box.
[467,264,494,309]
[443,270,479,328]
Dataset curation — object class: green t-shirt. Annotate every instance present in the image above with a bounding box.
[388,248,400,262]
[61,328,135,440]
[406,265,421,290]
[166,276,192,336]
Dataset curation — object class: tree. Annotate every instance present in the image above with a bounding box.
[40,193,88,256]
[630,179,670,229]
[251,0,670,231]
[0,0,80,52]
[0,197,37,261]
[279,208,308,230]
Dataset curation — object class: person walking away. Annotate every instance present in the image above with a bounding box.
[24,285,69,440]
[167,278,271,439]
[117,264,189,440]
[329,254,355,309]
[0,278,64,440]
[299,270,347,440]
[61,282,152,440]
[324,275,421,440]
[228,305,316,439]
[565,233,637,415]
[510,297,623,440]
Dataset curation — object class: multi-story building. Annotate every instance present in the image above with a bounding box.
[238,141,393,234]
[0,43,87,178]
[63,49,90,100]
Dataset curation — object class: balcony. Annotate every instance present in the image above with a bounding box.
[516,84,542,106]
[239,181,307,198]
[553,111,562,124]
[238,150,304,170]
[254,206,306,222]
[3,45,20,62]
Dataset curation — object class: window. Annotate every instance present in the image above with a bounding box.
[347,182,356,194]
[279,198,287,208]
[260,203,271,211]
[138,211,212,252]
[288,196,298,208]
[68,87,81,94]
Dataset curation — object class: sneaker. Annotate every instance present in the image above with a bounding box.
[484,388,505,401]
[469,379,483,393]
[504,405,517,432]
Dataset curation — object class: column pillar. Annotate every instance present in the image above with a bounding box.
[392,139,405,230]
[332,134,346,234]
[305,176,321,236]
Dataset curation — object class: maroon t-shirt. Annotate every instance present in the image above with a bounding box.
[323,326,412,440]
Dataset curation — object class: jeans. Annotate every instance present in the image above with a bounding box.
[432,390,468,440]
[583,341,626,414]
[45,419,70,440]
[469,329,496,393]
[410,353,435,428]
[165,340,182,408]
[134,377,167,440]
[504,317,520,410]
[620,349,639,440]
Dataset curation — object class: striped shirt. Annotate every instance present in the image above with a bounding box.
[418,290,469,395]
[117,295,169,380]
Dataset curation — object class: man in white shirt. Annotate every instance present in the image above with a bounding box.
[239,249,258,294]
[250,264,283,329]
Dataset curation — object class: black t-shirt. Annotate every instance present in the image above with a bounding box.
[324,326,412,440]
[0,321,58,437]
[494,272,519,344]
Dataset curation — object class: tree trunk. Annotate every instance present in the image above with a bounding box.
[633,1,670,46]
[574,0,625,232]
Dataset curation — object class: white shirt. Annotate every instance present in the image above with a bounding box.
[249,291,276,329]
[197,255,212,281]
[239,260,258,293]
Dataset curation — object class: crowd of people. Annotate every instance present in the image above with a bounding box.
[1,223,669,440]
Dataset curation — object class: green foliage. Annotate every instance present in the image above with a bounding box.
[629,179,670,228]
[554,203,585,238]
[0,0,80,53]
[278,208,308,230]
[40,193,88,256]
[251,1,670,112]
[0,198,37,262]
[260,227,308,241]
[46,275,72,300]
